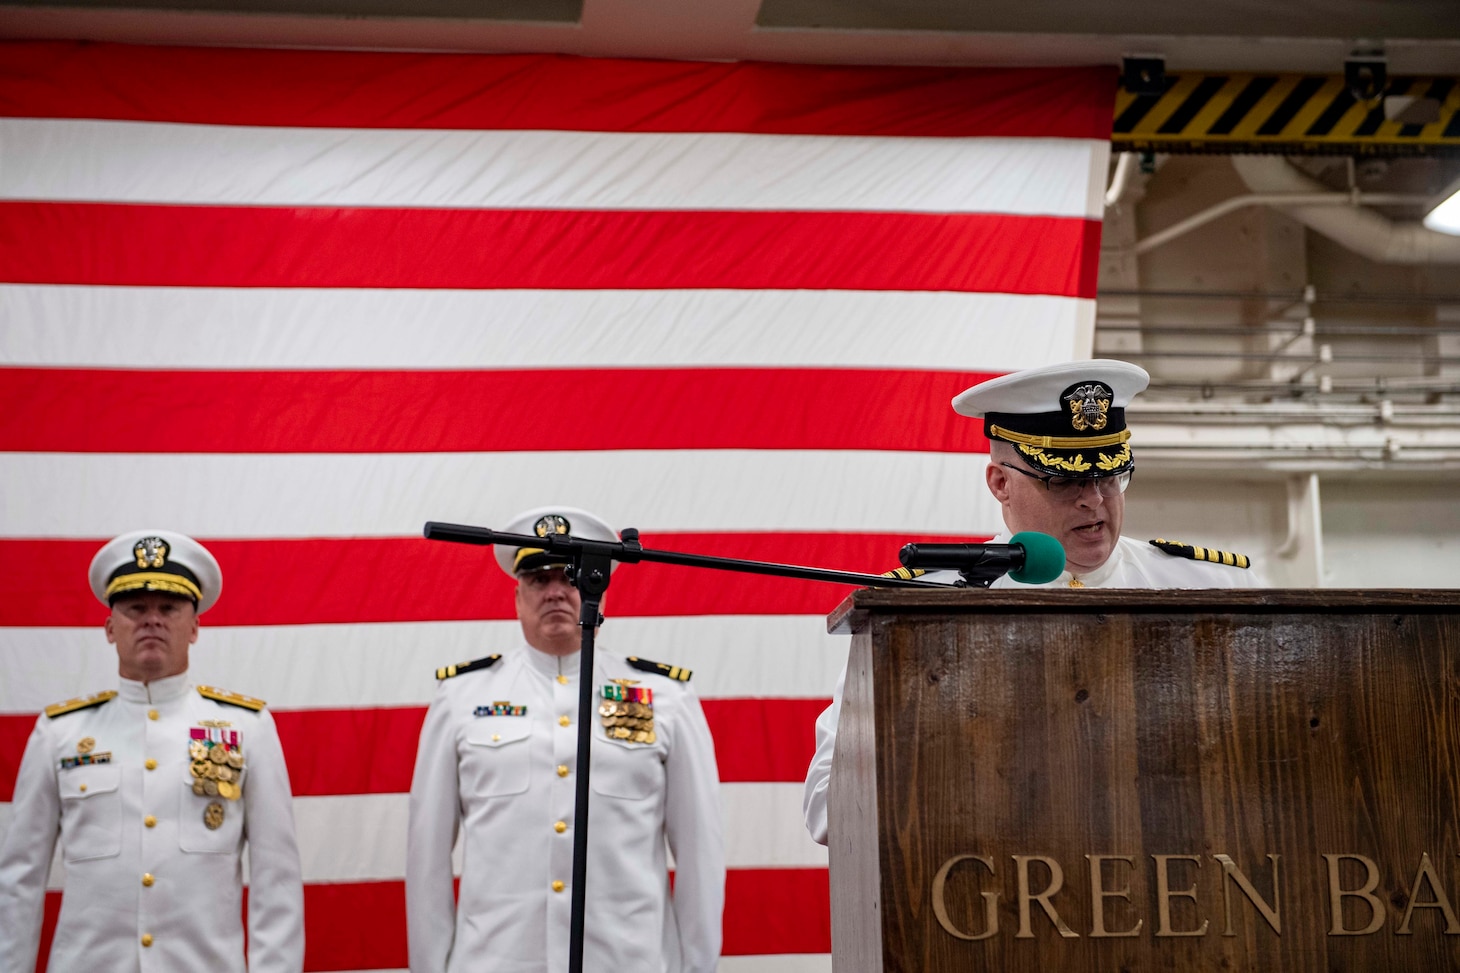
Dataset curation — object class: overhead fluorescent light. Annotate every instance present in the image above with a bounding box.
[1424,176,1460,237]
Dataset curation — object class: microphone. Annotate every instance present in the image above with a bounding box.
[898,531,1066,586]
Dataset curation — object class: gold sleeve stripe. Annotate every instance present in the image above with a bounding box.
[880,566,925,580]
[988,426,1131,450]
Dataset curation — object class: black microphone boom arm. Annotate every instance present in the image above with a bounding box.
[424,521,956,590]
[898,541,1024,587]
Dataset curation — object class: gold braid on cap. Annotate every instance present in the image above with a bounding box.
[989,425,1131,450]
[513,547,546,570]
[105,572,202,602]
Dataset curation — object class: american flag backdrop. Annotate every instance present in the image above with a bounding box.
[0,42,1113,972]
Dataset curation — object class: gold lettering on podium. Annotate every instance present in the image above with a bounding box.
[1085,855,1142,938]
[927,851,1460,941]
[931,855,999,941]
[1014,855,1078,939]
[1154,855,1209,937]
[1396,852,1460,935]
[1214,854,1281,936]
[1324,854,1385,935]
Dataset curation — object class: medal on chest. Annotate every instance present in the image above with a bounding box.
[600,679,656,744]
[189,725,245,801]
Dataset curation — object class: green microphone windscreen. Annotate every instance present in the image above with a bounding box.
[1007,531,1066,584]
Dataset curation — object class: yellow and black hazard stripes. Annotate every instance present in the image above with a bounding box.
[1113,74,1460,156]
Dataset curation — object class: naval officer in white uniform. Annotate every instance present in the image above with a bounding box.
[406,506,725,973]
[0,530,304,973]
[803,360,1267,845]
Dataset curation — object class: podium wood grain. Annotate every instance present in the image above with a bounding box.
[826,589,1460,972]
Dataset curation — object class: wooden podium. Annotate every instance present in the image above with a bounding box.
[825,589,1460,972]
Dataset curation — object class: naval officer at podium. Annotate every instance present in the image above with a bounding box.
[803,360,1266,844]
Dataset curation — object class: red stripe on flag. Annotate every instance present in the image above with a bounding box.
[0,532,988,628]
[32,869,830,968]
[0,715,34,801]
[0,202,1101,298]
[273,707,426,797]
[726,867,833,956]
[704,698,828,786]
[32,889,61,973]
[2,698,831,800]
[299,880,408,972]
[0,42,1116,140]
[0,366,998,454]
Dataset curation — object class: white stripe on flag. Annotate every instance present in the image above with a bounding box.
[284,784,824,882]
[0,782,828,887]
[0,450,1001,538]
[0,616,852,710]
[0,119,1106,218]
[0,285,1089,372]
[718,957,831,973]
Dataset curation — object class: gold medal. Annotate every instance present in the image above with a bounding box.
[208,745,228,764]
[192,779,207,796]
[204,778,220,797]
[215,765,233,783]
[203,801,225,830]
[226,751,244,770]
[598,701,615,717]
[645,730,657,744]
[613,726,631,739]
[189,742,208,760]
[190,761,208,778]
[76,737,95,755]
[632,730,648,743]
[218,780,237,800]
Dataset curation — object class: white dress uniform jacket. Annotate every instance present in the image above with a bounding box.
[407,644,725,973]
[802,533,1267,845]
[0,670,304,973]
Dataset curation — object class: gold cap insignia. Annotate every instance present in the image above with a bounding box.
[534,514,572,538]
[134,536,169,569]
[1064,382,1112,433]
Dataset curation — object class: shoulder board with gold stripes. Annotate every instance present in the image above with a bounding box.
[436,654,502,681]
[197,685,267,711]
[44,690,118,719]
[1150,539,1252,570]
[626,656,692,682]
[880,566,927,581]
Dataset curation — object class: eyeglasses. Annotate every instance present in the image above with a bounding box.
[1000,463,1132,499]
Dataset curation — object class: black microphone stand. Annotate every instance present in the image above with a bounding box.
[422,520,954,973]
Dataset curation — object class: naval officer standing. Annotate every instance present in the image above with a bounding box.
[0,530,304,973]
[407,506,725,973]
